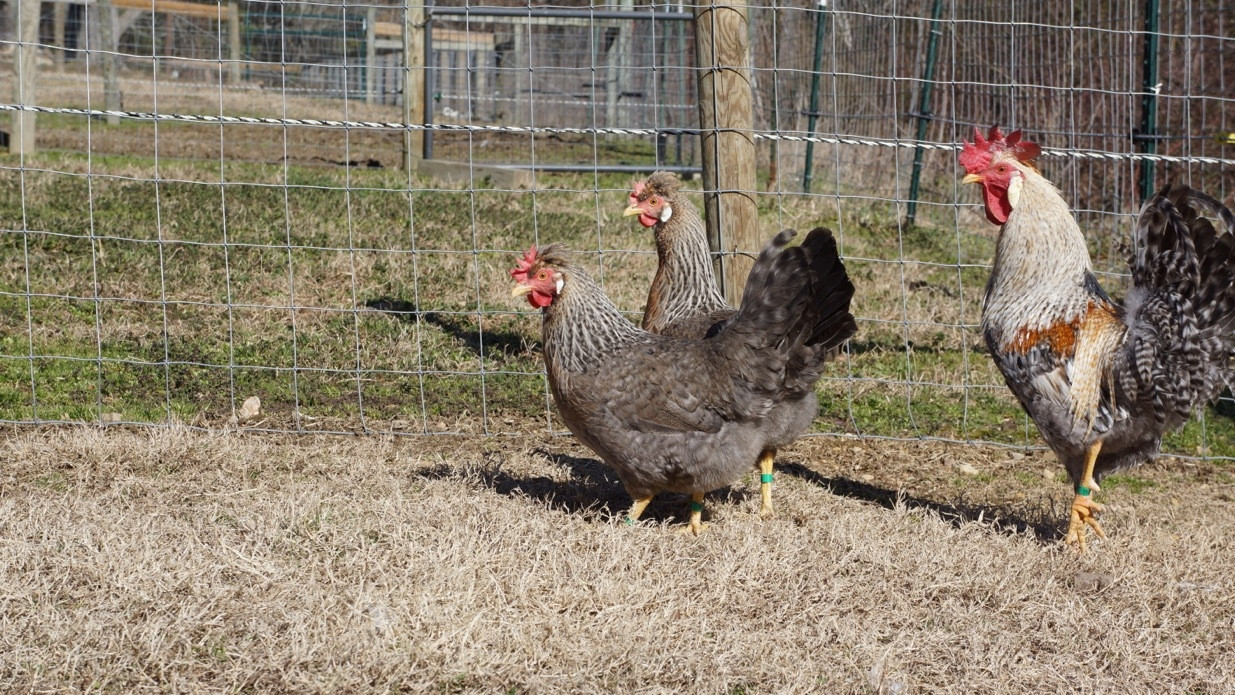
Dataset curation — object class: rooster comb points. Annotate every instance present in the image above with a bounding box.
[959,125,1041,173]
[510,246,538,281]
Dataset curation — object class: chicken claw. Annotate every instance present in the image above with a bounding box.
[683,492,707,536]
[1064,493,1107,552]
[1065,441,1106,551]
[757,449,776,520]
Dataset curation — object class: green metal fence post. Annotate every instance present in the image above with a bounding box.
[801,0,827,193]
[1138,0,1160,203]
[905,0,944,227]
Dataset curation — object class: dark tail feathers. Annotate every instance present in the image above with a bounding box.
[784,227,858,390]
[721,227,857,391]
[1133,185,1235,334]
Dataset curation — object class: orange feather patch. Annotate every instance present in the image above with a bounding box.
[1005,302,1117,358]
[1007,319,1080,357]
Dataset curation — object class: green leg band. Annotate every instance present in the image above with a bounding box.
[624,517,635,526]
[1077,485,1092,496]
[760,473,774,484]
[689,501,705,513]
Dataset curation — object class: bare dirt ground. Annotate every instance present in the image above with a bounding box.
[2,425,1233,693]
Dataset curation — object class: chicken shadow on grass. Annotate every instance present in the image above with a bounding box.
[411,448,732,528]
[410,449,625,520]
[411,447,1062,538]
[776,460,1062,542]
[364,297,529,359]
[522,449,760,527]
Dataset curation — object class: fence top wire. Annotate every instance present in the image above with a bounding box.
[2,104,1233,168]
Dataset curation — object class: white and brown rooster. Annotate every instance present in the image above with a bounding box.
[512,228,856,534]
[961,125,1235,549]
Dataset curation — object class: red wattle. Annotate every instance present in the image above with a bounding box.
[982,184,1012,225]
[528,290,553,309]
[638,212,658,228]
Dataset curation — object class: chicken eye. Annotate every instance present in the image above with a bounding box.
[536,271,549,281]
[996,165,1008,175]
[648,197,659,206]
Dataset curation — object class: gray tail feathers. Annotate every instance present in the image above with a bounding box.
[1133,186,1235,335]
[722,227,857,392]
[1126,186,1235,420]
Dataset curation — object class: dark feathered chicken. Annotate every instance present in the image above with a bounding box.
[961,125,1235,550]
[622,171,829,519]
[512,228,856,534]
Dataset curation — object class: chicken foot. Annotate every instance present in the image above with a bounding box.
[758,449,776,520]
[624,496,654,526]
[685,492,707,536]
[1064,440,1107,552]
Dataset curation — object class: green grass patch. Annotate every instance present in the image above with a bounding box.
[4,150,1235,455]
[1101,474,1157,494]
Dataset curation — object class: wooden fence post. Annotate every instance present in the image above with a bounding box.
[694,0,758,303]
[98,0,122,125]
[10,0,40,155]
[366,7,377,105]
[228,2,241,84]
[402,1,426,170]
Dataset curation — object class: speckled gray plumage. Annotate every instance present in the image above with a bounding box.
[634,172,832,451]
[638,173,731,339]
[536,229,856,501]
[983,164,1235,488]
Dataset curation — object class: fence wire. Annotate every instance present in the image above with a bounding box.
[1,0,1234,461]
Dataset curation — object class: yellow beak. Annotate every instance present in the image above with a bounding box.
[623,205,643,218]
[961,173,983,185]
[511,284,533,297]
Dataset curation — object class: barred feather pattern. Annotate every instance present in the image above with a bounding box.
[539,277,643,375]
[982,163,1235,487]
[639,174,731,338]
[1116,186,1235,431]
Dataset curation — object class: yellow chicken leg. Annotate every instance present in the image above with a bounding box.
[757,449,776,520]
[1064,441,1107,552]
[625,496,654,526]
[685,492,707,536]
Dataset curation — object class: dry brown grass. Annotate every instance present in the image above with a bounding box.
[2,425,1233,693]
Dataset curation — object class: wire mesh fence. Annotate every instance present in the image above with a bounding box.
[2,0,1234,460]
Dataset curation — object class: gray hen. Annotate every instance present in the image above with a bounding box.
[512,228,857,534]
[623,171,834,519]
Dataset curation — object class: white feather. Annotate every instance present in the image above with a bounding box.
[660,204,673,223]
[1007,175,1023,210]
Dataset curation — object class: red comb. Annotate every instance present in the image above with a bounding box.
[959,125,1041,173]
[510,246,537,282]
[630,180,646,206]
